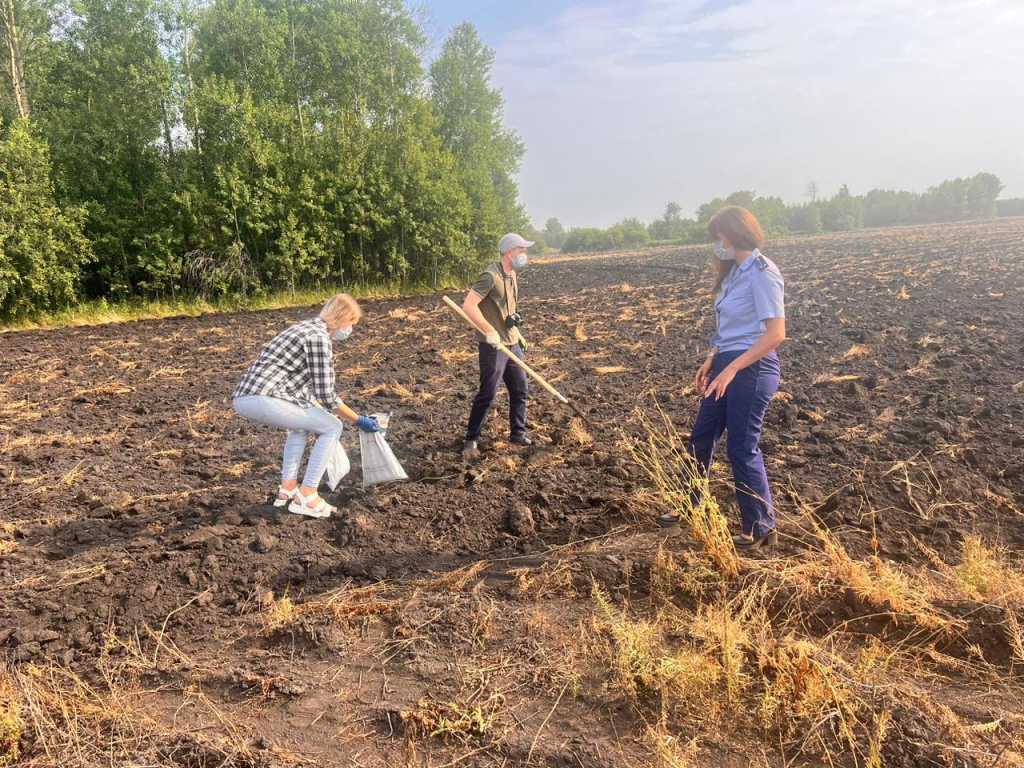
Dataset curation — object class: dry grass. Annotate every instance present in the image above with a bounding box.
[439,348,474,365]
[953,536,1024,608]
[565,417,594,447]
[3,564,107,594]
[811,373,862,386]
[401,691,503,744]
[261,561,489,635]
[0,673,22,766]
[843,343,871,359]
[512,559,577,600]
[627,406,739,577]
[361,381,422,402]
[783,525,953,631]
[260,585,399,634]
[7,662,264,767]
[591,584,721,720]
[219,461,254,479]
[645,726,699,768]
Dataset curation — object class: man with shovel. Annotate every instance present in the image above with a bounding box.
[461,233,534,460]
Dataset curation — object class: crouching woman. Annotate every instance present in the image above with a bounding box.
[233,293,381,518]
[660,206,786,548]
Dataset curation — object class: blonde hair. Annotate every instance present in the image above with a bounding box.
[319,293,362,328]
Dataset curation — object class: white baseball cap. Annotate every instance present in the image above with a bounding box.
[499,233,534,254]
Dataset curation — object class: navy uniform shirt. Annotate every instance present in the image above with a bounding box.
[711,249,785,353]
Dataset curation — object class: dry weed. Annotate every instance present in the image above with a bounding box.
[565,417,593,447]
[645,726,699,768]
[401,691,503,744]
[786,525,953,631]
[843,344,871,359]
[8,662,263,767]
[0,673,22,766]
[954,536,1024,607]
[627,407,739,577]
[591,585,721,721]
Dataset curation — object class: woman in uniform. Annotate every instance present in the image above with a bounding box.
[660,206,786,548]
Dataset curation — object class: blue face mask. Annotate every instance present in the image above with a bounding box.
[713,239,734,260]
[333,326,352,342]
[512,253,528,270]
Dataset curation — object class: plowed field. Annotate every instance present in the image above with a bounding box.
[2,218,1023,767]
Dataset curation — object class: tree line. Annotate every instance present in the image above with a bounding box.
[0,0,525,319]
[545,172,1007,254]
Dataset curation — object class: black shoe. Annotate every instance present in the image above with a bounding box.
[657,513,682,528]
[462,440,480,460]
[510,434,532,446]
[732,530,777,549]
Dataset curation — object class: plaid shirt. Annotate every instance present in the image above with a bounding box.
[234,318,342,410]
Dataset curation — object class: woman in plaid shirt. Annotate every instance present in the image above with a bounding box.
[233,293,382,518]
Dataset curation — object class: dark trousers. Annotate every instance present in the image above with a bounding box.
[465,342,528,441]
[689,350,780,538]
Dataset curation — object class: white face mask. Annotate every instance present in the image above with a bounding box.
[713,239,734,261]
[333,326,352,342]
[511,253,528,270]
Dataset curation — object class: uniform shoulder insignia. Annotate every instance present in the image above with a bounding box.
[754,254,769,271]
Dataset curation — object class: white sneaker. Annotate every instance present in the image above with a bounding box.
[287,490,334,519]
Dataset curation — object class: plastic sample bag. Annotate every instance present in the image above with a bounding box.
[359,412,408,487]
[325,441,351,491]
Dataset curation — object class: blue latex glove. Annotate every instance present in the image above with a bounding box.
[355,415,381,433]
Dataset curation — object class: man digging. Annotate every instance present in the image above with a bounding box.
[461,233,534,460]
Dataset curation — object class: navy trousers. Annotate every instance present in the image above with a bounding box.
[689,350,780,538]
[465,342,528,441]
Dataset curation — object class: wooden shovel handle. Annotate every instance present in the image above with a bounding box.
[442,295,570,404]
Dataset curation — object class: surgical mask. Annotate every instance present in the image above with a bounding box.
[333,326,352,342]
[511,253,528,270]
[713,238,734,261]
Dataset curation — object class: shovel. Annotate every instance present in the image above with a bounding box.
[442,295,591,424]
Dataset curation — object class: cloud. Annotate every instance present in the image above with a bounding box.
[493,0,1024,226]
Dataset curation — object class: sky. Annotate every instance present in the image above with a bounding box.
[421,0,1024,228]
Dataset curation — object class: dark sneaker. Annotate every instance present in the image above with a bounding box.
[732,530,778,549]
[657,513,681,528]
[462,440,480,461]
[510,434,532,446]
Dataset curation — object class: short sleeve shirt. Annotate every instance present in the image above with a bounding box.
[711,250,785,353]
[471,262,518,344]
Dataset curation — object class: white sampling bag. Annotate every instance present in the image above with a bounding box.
[325,440,351,491]
[359,412,408,487]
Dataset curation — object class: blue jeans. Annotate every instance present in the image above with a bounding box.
[465,342,529,441]
[689,351,780,538]
[233,395,343,489]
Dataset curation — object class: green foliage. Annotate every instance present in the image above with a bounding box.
[430,22,525,254]
[821,184,863,231]
[36,0,177,298]
[0,2,520,319]
[787,203,823,234]
[553,172,1006,256]
[997,198,1024,217]
[543,217,565,249]
[0,122,91,318]
[562,217,650,253]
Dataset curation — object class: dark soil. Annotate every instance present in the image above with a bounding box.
[2,218,1023,767]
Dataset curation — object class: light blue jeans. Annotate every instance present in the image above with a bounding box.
[233,395,343,489]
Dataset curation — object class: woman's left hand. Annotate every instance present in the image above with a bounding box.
[704,365,737,401]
